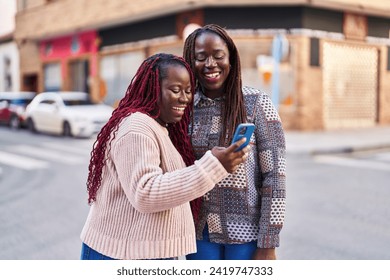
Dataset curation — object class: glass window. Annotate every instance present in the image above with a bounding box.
[43,63,62,91]
[100,51,145,106]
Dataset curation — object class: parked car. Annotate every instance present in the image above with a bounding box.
[0,91,36,129]
[25,91,113,138]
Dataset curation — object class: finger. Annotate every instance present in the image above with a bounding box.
[227,137,246,152]
[242,145,251,154]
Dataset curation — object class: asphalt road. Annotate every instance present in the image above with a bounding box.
[0,127,92,260]
[1,126,389,260]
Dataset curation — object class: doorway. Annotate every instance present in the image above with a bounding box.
[22,73,38,93]
[69,59,90,93]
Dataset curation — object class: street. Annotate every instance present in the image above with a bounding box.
[1,127,390,260]
[0,127,92,260]
[279,151,390,260]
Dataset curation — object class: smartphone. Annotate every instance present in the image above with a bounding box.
[231,123,255,151]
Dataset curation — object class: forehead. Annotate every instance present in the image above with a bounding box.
[194,31,228,51]
[161,64,190,82]
[160,62,185,74]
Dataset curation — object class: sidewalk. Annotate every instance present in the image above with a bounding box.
[285,125,390,155]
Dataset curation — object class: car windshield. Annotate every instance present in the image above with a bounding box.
[63,99,93,106]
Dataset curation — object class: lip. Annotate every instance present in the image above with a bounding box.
[172,106,186,116]
[172,106,186,111]
[203,71,221,83]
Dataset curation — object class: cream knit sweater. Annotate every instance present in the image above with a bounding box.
[80,112,228,259]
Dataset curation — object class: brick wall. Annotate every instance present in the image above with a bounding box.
[15,0,193,41]
[19,40,41,75]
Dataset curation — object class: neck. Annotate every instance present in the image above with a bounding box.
[156,118,168,128]
[200,86,225,100]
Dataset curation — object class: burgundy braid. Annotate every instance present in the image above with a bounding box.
[87,53,195,204]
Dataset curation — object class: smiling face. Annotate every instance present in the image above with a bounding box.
[194,31,230,99]
[157,64,192,125]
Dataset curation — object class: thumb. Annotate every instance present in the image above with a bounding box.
[227,137,246,152]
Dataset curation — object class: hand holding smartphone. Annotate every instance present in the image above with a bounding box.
[231,123,255,151]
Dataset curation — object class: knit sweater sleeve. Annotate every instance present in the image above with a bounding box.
[112,124,228,213]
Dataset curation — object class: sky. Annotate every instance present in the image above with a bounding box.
[0,0,16,36]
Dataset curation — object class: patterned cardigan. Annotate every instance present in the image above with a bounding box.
[190,86,287,248]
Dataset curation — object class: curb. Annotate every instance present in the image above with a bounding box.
[310,143,390,156]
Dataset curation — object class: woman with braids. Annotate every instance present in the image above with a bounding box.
[79,53,248,260]
[183,24,287,260]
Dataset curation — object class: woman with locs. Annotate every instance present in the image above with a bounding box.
[183,24,287,260]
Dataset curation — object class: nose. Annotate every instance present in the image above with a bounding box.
[205,56,217,67]
[178,91,191,103]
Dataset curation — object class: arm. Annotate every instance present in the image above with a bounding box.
[113,130,247,213]
[254,92,286,252]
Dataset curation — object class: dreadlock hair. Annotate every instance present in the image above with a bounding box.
[183,23,247,146]
[86,53,196,204]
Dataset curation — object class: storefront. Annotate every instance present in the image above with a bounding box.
[39,31,99,100]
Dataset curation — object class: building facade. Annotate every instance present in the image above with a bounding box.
[0,34,20,92]
[14,0,390,130]
[0,0,20,92]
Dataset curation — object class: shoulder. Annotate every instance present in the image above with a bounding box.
[128,112,154,125]
[242,85,263,96]
[242,86,281,121]
[116,112,165,140]
[242,86,272,104]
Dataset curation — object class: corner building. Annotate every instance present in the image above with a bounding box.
[14,0,390,130]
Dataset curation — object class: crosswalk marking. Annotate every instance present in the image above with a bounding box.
[314,155,390,171]
[42,142,92,156]
[0,151,49,170]
[8,145,86,165]
[373,152,390,162]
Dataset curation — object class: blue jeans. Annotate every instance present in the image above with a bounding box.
[186,225,257,260]
[81,243,116,260]
[80,243,177,260]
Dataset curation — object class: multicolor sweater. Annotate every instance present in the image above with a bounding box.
[80,112,229,259]
[190,86,286,248]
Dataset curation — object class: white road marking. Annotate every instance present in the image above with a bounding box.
[314,155,390,171]
[8,145,86,165]
[42,142,92,156]
[0,151,49,170]
[372,152,390,161]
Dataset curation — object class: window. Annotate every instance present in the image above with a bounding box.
[100,51,145,106]
[43,62,62,91]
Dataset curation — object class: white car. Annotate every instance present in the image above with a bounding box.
[25,91,113,138]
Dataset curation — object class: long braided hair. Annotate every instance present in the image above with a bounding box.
[87,53,196,204]
[183,24,247,146]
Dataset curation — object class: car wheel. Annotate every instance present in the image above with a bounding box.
[27,118,36,133]
[63,121,72,137]
[9,115,21,130]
